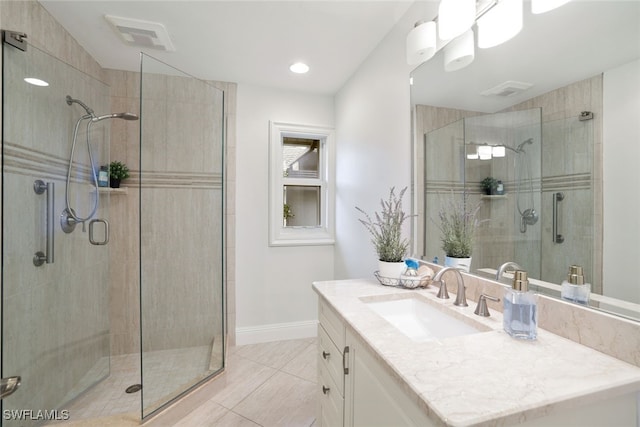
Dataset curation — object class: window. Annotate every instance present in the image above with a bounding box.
[269,122,335,246]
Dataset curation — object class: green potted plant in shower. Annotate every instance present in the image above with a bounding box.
[356,187,412,279]
[480,176,499,195]
[108,161,130,188]
[434,191,485,272]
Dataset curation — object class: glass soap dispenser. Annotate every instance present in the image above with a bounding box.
[503,270,537,340]
[561,265,590,304]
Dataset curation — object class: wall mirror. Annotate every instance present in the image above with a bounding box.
[410,1,640,321]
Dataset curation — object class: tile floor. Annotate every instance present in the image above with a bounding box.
[57,345,213,421]
[52,338,318,427]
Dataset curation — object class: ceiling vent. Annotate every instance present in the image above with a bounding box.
[481,80,533,97]
[105,15,175,52]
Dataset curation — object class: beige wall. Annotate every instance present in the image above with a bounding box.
[104,69,236,355]
[504,75,602,291]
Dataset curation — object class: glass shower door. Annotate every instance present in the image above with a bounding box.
[139,53,225,418]
[2,37,111,425]
[422,108,542,275]
[463,109,542,276]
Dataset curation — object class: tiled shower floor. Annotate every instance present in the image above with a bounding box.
[49,345,212,422]
[47,338,318,426]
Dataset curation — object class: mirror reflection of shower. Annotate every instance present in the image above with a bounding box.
[514,138,538,233]
[62,95,139,233]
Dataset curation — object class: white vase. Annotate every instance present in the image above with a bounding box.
[444,256,472,272]
[378,260,406,279]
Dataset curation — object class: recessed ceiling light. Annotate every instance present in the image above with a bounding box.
[24,77,49,87]
[289,62,309,74]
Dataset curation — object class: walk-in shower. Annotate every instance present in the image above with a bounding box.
[62,95,139,232]
[1,30,225,426]
[421,106,594,290]
[422,108,543,275]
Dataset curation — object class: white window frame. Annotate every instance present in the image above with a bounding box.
[269,121,335,246]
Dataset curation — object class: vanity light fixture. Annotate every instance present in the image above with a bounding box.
[531,0,571,14]
[438,0,476,41]
[406,21,437,66]
[466,146,479,160]
[289,62,310,74]
[477,0,523,49]
[478,145,493,160]
[407,0,570,70]
[492,145,506,157]
[444,29,475,72]
[467,142,507,160]
[24,77,49,87]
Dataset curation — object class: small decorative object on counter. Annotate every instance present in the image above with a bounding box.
[98,166,109,187]
[503,270,537,340]
[375,259,433,289]
[496,180,505,195]
[561,265,590,304]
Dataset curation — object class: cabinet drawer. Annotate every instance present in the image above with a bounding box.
[319,299,345,349]
[318,325,344,396]
[318,362,344,427]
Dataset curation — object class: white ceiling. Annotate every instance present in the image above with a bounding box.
[39,0,415,95]
[38,1,640,105]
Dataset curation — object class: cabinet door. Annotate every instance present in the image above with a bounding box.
[318,364,344,427]
[344,330,435,427]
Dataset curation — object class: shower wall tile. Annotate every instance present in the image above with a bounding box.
[105,69,236,355]
[1,0,103,81]
[508,75,602,290]
[109,96,141,169]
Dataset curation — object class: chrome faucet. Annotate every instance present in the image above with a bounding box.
[496,261,523,281]
[433,267,468,307]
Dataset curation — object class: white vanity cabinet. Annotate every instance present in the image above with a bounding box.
[315,280,640,427]
[343,328,435,427]
[317,299,347,427]
[317,299,433,427]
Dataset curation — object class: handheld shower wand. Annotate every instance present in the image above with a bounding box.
[63,95,139,233]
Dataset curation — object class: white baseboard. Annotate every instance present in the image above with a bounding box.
[235,320,318,345]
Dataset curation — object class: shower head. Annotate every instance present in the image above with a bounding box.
[516,138,534,152]
[66,95,95,117]
[67,95,138,122]
[92,112,139,122]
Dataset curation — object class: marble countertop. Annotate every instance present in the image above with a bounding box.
[313,278,640,427]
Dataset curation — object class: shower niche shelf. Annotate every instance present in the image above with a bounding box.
[481,194,507,200]
[98,187,128,195]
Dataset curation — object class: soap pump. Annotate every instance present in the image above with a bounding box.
[503,270,537,340]
[561,265,590,304]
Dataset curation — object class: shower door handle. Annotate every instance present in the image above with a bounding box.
[553,192,564,244]
[33,180,54,266]
[89,219,109,245]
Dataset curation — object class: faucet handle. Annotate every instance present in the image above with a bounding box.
[474,294,500,317]
[435,279,450,299]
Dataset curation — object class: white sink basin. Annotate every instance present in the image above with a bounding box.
[364,296,486,342]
